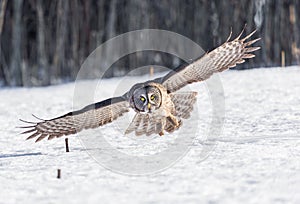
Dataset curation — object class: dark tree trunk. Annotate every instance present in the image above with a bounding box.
[0,0,8,85]
[9,0,23,86]
[36,0,50,86]
[53,0,69,83]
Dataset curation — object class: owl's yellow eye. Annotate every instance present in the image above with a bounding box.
[140,96,145,102]
[150,95,155,100]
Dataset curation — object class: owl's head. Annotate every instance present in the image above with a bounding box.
[132,85,162,113]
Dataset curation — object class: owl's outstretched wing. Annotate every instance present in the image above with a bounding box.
[20,97,130,142]
[160,29,261,93]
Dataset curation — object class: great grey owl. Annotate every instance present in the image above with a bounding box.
[21,29,260,142]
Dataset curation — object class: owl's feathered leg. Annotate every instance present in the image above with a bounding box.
[164,114,182,134]
[158,118,166,136]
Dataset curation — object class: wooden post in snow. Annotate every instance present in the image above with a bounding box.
[281,51,285,67]
[57,169,61,179]
[65,138,69,152]
[149,66,154,77]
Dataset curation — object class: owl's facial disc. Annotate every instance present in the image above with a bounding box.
[145,86,162,113]
[132,86,161,113]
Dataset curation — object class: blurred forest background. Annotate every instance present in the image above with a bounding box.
[0,0,299,86]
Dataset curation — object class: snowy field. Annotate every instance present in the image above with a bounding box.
[0,67,300,204]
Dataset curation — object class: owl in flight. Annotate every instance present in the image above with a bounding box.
[21,29,260,142]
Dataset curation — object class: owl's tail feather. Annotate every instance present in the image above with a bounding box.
[125,113,164,136]
[124,113,141,135]
[170,92,198,119]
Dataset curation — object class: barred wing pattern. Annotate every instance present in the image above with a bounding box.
[161,29,261,93]
[169,92,198,119]
[21,97,130,142]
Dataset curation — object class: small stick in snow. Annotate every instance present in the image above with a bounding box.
[57,169,61,179]
[65,138,69,152]
[281,51,285,67]
[149,66,154,77]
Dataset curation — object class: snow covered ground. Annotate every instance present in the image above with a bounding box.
[0,67,299,204]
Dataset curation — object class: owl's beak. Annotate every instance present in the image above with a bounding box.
[147,103,151,110]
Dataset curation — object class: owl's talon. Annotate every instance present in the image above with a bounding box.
[159,131,164,136]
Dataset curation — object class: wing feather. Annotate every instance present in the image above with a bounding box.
[20,97,130,142]
[170,92,198,119]
[160,29,261,93]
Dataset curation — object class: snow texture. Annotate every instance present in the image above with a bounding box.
[0,67,300,204]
